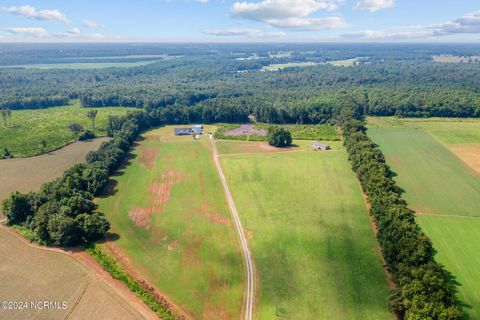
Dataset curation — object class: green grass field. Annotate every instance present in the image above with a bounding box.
[367,127,480,216]
[416,215,480,319]
[219,141,392,320]
[367,118,480,319]
[0,102,130,157]
[96,126,243,319]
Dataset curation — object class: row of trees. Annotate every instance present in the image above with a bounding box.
[1,110,146,246]
[342,119,464,319]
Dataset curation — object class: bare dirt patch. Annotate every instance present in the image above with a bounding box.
[138,145,159,169]
[128,170,182,229]
[447,143,480,175]
[0,226,156,320]
[223,124,266,137]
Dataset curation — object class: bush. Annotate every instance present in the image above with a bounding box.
[78,130,95,141]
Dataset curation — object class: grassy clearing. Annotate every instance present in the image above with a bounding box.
[0,137,110,218]
[0,226,147,320]
[0,60,161,70]
[96,126,243,319]
[219,140,391,320]
[367,127,480,216]
[0,101,130,157]
[261,62,319,71]
[416,215,480,319]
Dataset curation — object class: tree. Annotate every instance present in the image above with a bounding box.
[267,126,292,147]
[47,214,81,246]
[40,139,47,153]
[2,192,32,225]
[87,110,98,134]
[68,123,84,138]
[75,212,110,242]
[1,108,11,127]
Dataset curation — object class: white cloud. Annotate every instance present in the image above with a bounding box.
[267,16,347,30]
[83,20,99,28]
[93,33,105,39]
[353,0,395,12]
[341,29,430,40]
[433,11,480,35]
[341,11,480,40]
[3,5,69,23]
[68,27,81,35]
[193,0,209,3]
[5,27,48,38]
[231,0,346,31]
[202,28,285,38]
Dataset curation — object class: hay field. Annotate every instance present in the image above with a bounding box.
[219,140,392,320]
[0,101,130,157]
[96,126,244,319]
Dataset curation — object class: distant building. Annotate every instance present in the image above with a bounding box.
[174,128,193,135]
[310,142,331,151]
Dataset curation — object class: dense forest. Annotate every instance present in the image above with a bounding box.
[1,43,480,118]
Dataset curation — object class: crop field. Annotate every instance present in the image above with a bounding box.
[96,126,244,319]
[0,226,153,320]
[0,102,130,157]
[367,127,480,216]
[219,140,391,319]
[367,118,480,319]
[0,137,109,218]
[415,215,480,319]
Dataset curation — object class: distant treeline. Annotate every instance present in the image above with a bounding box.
[342,119,464,320]
[1,55,480,118]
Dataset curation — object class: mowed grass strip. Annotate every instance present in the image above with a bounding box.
[219,141,391,320]
[0,101,131,157]
[367,127,480,216]
[96,126,243,319]
[416,215,480,319]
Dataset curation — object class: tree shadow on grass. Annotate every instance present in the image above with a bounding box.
[97,152,137,199]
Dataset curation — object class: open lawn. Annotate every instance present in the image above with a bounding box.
[219,140,392,320]
[416,215,480,319]
[96,126,244,319]
[367,118,480,319]
[0,101,130,157]
[0,226,155,320]
[367,127,480,216]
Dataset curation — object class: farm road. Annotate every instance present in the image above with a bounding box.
[210,135,255,320]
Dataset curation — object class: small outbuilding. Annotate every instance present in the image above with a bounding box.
[310,142,331,151]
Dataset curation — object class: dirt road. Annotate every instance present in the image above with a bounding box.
[210,135,255,320]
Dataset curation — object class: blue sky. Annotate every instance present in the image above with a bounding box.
[0,0,479,42]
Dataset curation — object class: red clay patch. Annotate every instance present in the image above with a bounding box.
[128,169,182,229]
[197,203,231,226]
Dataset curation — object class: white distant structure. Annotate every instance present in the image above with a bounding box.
[192,125,203,135]
[310,142,331,151]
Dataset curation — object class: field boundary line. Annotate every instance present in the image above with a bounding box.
[64,281,90,320]
[210,135,255,320]
[415,212,480,219]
